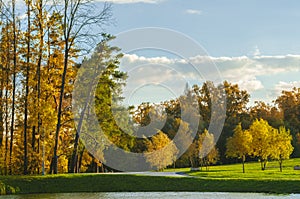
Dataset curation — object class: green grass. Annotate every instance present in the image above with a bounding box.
[0,158,300,195]
[170,158,300,180]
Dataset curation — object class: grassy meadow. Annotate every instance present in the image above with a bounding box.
[0,158,300,195]
[171,158,300,180]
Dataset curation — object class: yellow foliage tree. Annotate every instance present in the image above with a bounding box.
[271,126,294,172]
[248,119,275,170]
[145,131,178,171]
[198,129,219,171]
[226,123,252,173]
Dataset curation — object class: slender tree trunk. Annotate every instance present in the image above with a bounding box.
[0,63,4,147]
[261,160,267,171]
[31,126,36,151]
[53,41,69,174]
[279,159,283,172]
[70,75,96,173]
[74,154,78,173]
[242,155,245,173]
[23,0,32,175]
[77,148,84,173]
[37,134,40,174]
[0,0,4,149]
[36,0,43,160]
[9,0,17,175]
[4,127,8,175]
[4,24,10,175]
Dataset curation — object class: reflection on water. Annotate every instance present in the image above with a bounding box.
[0,192,299,199]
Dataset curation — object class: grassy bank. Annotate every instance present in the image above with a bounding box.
[1,174,300,195]
[0,158,299,195]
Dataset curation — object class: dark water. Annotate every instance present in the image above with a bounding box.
[0,192,299,199]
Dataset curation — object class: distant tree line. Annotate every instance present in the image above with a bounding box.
[131,82,297,172]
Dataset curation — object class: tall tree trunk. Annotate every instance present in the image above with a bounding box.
[4,23,10,175]
[0,59,4,147]
[0,0,4,149]
[9,0,17,175]
[53,41,69,174]
[70,76,96,173]
[31,126,36,151]
[36,0,43,162]
[0,64,3,147]
[23,0,31,175]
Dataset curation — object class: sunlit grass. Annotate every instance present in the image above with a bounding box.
[166,158,300,180]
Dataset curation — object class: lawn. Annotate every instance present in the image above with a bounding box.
[0,158,299,195]
[172,158,300,180]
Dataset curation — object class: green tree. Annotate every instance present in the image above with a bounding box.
[71,34,127,173]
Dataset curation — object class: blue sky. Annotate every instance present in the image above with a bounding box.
[93,0,300,106]
[104,0,300,56]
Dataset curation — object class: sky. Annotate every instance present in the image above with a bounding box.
[91,0,300,106]
[12,0,300,106]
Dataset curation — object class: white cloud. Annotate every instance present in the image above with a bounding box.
[185,9,202,15]
[237,78,264,93]
[119,53,300,105]
[95,0,163,4]
[123,54,176,65]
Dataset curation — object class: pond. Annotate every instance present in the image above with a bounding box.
[0,192,299,199]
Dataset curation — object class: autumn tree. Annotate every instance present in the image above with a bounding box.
[276,88,300,157]
[197,129,219,171]
[9,0,19,175]
[271,126,293,172]
[248,119,276,170]
[250,101,284,129]
[0,18,14,175]
[193,81,248,163]
[144,131,178,171]
[226,123,252,173]
[21,0,33,175]
[217,81,249,162]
